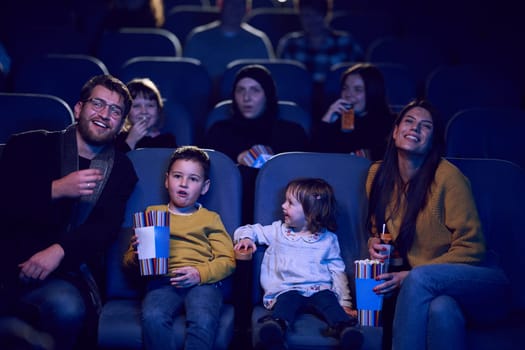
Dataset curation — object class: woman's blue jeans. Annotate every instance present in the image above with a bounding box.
[392,263,510,350]
[142,278,223,350]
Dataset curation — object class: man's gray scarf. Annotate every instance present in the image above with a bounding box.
[60,124,115,230]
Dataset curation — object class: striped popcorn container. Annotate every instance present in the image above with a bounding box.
[354,259,387,327]
[133,211,170,276]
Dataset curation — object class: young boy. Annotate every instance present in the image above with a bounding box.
[123,146,236,350]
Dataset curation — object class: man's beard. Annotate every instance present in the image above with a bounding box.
[76,117,117,147]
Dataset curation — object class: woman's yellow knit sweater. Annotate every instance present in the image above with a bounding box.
[366,158,485,268]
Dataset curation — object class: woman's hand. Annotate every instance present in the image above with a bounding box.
[170,266,201,288]
[237,150,251,166]
[343,306,358,318]
[321,99,351,123]
[368,237,390,261]
[234,238,257,252]
[373,271,410,295]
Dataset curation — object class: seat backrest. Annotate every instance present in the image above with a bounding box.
[323,61,417,110]
[162,99,195,146]
[219,58,313,113]
[164,5,220,45]
[119,56,212,139]
[425,64,522,126]
[107,148,242,299]
[446,108,525,170]
[13,54,109,108]
[96,27,182,75]
[204,99,312,137]
[0,92,75,143]
[245,7,302,51]
[329,11,397,52]
[5,26,91,69]
[448,158,525,311]
[251,152,371,304]
[366,35,450,92]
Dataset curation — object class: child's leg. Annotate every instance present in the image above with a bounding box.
[142,279,184,350]
[259,290,305,349]
[308,289,352,325]
[184,284,223,350]
[270,290,305,326]
[309,290,363,349]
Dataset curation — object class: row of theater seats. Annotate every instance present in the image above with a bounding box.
[6,2,520,91]
[2,91,524,171]
[96,148,524,350]
[3,52,521,142]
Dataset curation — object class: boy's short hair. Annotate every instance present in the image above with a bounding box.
[167,146,211,180]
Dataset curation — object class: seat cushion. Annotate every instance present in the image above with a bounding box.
[252,305,382,350]
[98,299,234,350]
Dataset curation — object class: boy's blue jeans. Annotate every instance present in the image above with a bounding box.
[392,263,510,350]
[142,277,223,350]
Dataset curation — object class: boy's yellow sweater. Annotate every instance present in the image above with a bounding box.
[124,204,235,284]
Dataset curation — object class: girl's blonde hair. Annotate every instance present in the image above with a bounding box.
[286,178,337,233]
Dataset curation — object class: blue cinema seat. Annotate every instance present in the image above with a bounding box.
[13,54,109,108]
[218,58,313,114]
[96,27,182,75]
[204,99,312,138]
[0,92,74,143]
[119,56,212,142]
[98,148,241,350]
[249,152,380,350]
[425,64,522,126]
[445,107,525,170]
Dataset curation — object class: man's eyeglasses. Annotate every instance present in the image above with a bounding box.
[84,98,124,120]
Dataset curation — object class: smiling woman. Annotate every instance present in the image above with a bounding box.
[365,99,511,350]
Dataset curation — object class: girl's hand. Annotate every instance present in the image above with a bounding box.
[126,117,149,150]
[234,238,257,252]
[170,266,200,288]
[343,306,357,318]
[372,271,410,294]
[321,99,351,123]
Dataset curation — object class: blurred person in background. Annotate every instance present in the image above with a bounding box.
[310,63,394,161]
[183,0,274,87]
[277,0,363,84]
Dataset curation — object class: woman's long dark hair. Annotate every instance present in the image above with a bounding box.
[340,63,391,118]
[367,99,445,259]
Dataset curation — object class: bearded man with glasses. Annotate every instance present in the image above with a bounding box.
[0,74,138,349]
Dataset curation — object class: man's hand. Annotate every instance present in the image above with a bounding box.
[18,244,65,281]
[52,169,103,199]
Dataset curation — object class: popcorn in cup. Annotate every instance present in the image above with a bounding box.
[354,259,387,326]
[133,211,170,276]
